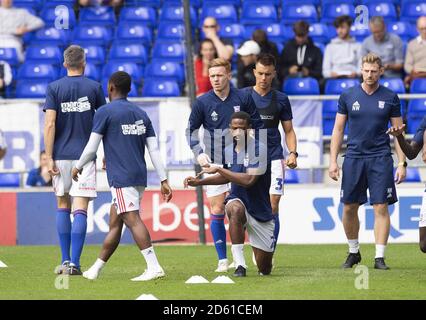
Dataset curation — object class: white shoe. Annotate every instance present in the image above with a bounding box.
[83,268,100,280]
[131,268,165,281]
[214,259,228,272]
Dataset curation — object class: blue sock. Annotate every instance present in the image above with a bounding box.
[71,210,87,268]
[273,213,280,251]
[210,214,227,260]
[56,208,71,263]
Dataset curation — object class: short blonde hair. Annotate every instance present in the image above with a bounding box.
[208,58,231,73]
[362,53,383,68]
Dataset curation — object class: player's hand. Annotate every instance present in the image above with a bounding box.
[102,157,106,170]
[71,167,82,182]
[286,154,297,169]
[328,162,340,181]
[289,65,299,75]
[184,176,199,188]
[394,165,406,184]
[47,158,60,176]
[160,180,172,202]
[386,124,406,137]
[197,153,212,167]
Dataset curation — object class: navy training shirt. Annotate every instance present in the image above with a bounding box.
[44,75,106,160]
[248,88,293,160]
[413,116,426,146]
[91,98,156,188]
[187,87,264,164]
[337,84,401,158]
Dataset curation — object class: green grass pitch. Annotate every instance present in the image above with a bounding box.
[0,244,425,300]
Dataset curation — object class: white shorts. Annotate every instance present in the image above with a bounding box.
[419,193,426,228]
[53,160,97,198]
[111,186,145,215]
[204,164,230,198]
[270,159,285,195]
[225,198,275,253]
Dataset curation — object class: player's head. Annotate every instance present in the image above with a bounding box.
[63,45,86,73]
[108,71,131,100]
[254,53,276,90]
[369,16,386,42]
[208,58,232,93]
[361,53,384,85]
[230,111,251,141]
[334,15,352,40]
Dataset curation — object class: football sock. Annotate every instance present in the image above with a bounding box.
[348,239,360,254]
[211,214,227,260]
[56,208,71,264]
[375,244,386,258]
[71,210,87,268]
[141,246,161,271]
[273,213,280,250]
[231,244,246,269]
[91,258,105,272]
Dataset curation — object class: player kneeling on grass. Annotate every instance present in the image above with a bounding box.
[71,71,172,281]
[184,112,275,277]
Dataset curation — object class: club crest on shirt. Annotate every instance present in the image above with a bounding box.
[378,101,385,109]
[233,106,240,112]
[352,101,360,111]
[211,111,218,122]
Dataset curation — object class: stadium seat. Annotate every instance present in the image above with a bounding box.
[101,79,139,97]
[30,27,70,46]
[142,78,181,97]
[144,60,185,84]
[308,23,335,43]
[201,4,238,25]
[44,0,74,4]
[379,78,405,94]
[284,169,299,184]
[160,4,197,24]
[14,0,42,10]
[314,42,325,54]
[322,100,338,135]
[400,2,426,23]
[125,0,161,8]
[281,4,318,24]
[79,6,116,27]
[108,43,148,64]
[394,167,421,182]
[60,62,101,81]
[119,6,157,26]
[0,173,20,187]
[367,3,397,22]
[15,80,49,98]
[17,63,59,81]
[387,21,417,42]
[157,22,185,40]
[152,41,186,62]
[321,4,355,24]
[350,24,371,42]
[241,3,278,25]
[359,0,400,4]
[202,0,240,5]
[102,62,143,84]
[40,5,76,27]
[218,23,245,42]
[115,23,152,46]
[244,24,293,43]
[0,48,19,67]
[164,0,202,8]
[25,45,62,65]
[283,77,320,95]
[410,79,426,93]
[82,45,106,65]
[407,99,426,133]
[325,79,360,95]
[73,25,112,47]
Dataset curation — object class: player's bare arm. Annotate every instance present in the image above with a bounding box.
[329,113,347,181]
[391,117,407,184]
[387,123,422,160]
[44,109,59,176]
[281,120,297,169]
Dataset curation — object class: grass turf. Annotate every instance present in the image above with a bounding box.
[0,243,425,300]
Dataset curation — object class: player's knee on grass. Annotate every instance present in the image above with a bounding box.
[253,248,273,275]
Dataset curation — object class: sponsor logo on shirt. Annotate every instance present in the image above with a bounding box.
[61,96,92,113]
[211,111,218,122]
[378,101,385,109]
[260,115,274,120]
[122,119,146,135]
[352,101,360,111]
[233,106,240,112]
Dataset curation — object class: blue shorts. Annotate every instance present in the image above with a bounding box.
[340,156,397,205]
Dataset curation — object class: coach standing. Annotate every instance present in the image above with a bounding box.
[44,45,106,275]
[329,53,406,270]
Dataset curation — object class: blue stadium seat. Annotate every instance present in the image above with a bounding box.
[350,24,371,42]
[160,4,197,24]
[79,6,116,27]
[14,0,42,10]
[82,45,106,65]
[30,27,70,46]
[0,173,20,187]
[407,99,426,133]
[25,45,62,65]
[283,77,320,95]
[321,4,355,24]
[15,80,49,98]
[241,3,278,25]
[202,0,240,5]
[281,4,318,24]
[144,60,185,84]
[219,23,245,42]
[0,48,19,67]
[325,79,360,95]
[309,23,335,43]
[164,0,202,8]
[379,78,405,93]
[73,25,112,47]
[359,0,400,4]
[244,24,293,43]
[17,63,59,81]
[400,2,426,23]
[284,169,299,184]
[125,0,161,8]
[247,0,281,5]
[410,79,426,93]
[201,4,238,25]
[152,41,186,62]
[314,42,325,54]
[367,3,397,21]
[157,22,185,40]
[322,100,338,135]
[102,62,143,84]
[387,21,417,42]
[108,44,148,64]
[44,0,74,4]
[115,23,152,45]
[101,79,139,97]
[40,5,76,27]
[394,167,421,182]
[142,78,181,97]
[60,62,101,81]
[119,6,157,26]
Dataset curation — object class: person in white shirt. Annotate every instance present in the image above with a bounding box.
[0,129,7,160]
[404,16,426,87]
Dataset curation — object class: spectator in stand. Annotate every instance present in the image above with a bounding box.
[194,39,217,96]
[0,0,44,62]
[279,21,323,82]
[237,40,260,88]
[26,151,53,187]
[197,17,234,61]
[74,0,123,18]
[252,29,280,65]
[361,16,404,78]
[0,129,6,161]
[323,15,361,79]
[0,60,12,98]
[404,16,426,87]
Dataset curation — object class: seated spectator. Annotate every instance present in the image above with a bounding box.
[252,29,280,65]
[279,20,323,82]
[361,16,403,78]
[0,0,44,62]
[237,40,260,88]
[0,60,12,98]
[0,129,6,160]
[75,0,123,18]
[404,16,426,87]
[197,17,234,61]
[26,151,52,187]
[194,39,217,96]
[323,15,361,79]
